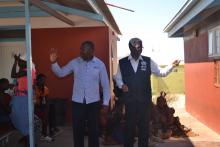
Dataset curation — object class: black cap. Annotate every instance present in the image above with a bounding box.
[129,38,142,49]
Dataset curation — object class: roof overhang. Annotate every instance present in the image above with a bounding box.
[164,0,220,37]
[0,0,121,37]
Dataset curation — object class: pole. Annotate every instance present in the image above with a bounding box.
[24,0,34,147]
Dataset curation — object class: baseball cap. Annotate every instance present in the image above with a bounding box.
[129,38,142,48]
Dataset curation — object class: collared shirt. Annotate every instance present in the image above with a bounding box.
[114,55,174,88]
[51,57,110,106]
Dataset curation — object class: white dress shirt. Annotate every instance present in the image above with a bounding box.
[51,57,110,106]
[114,55,174,88]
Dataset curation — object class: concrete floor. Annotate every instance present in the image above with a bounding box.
[38,108,220,147]
[4,108,220,147]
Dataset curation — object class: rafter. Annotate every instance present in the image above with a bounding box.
[30,0,75,26]
[44,1,103,21]
[0,6,50,18]
[51,0,93,12]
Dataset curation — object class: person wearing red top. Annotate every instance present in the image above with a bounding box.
[10,54,36,147]
[11,54,36,96]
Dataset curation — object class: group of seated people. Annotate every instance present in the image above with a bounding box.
[0,54,60,147]
[0,78,12,125]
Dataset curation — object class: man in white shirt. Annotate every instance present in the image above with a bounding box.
[50,41,110,147]
[114,38,180,147]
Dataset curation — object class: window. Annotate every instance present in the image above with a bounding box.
[208,25,220,58]
[214,61,220,87]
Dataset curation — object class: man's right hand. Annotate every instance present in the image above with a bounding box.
[122,84,129,92]
[50,49,58,63]
[14,54,20,62]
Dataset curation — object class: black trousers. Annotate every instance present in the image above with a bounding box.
[35,104,48,136]
[124,101,150,147]
[72,101,100,147]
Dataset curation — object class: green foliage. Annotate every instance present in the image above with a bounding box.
[151,65,184,95]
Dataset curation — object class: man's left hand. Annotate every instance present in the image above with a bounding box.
[101,105,109,115]
[172,60,180,67]
[100,105,109,127]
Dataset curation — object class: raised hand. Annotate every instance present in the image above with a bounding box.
[50,48,58,63]
[13,54,20,64]
[14,54,20,61]
[172,60,180,67]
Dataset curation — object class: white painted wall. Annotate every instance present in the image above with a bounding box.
[0,41,25,82]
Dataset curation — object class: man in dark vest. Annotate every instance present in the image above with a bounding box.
[114,38,180,147]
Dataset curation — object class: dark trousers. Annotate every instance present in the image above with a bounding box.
[72,101,100,147]
[48,103,56,135]
[35,104,48,136]
[124,102,150,147]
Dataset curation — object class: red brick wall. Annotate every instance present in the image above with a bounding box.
[185,62,220,134]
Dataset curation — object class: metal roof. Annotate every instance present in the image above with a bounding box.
[164,0,220,37]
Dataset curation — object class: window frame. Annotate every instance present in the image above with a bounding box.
[214,60,220,88]
[208,25,220,59]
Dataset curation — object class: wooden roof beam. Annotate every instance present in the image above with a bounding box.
[30,0,75,26]
[44,1,103,22]
[51,0,93,12]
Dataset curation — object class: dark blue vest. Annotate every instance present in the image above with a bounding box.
[119,56,152,103]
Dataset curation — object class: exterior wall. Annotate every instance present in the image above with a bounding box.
[31,26,111,123]
[185,62,220,134]
[184,24,220,134]
[107,29,118,108]
[184,32,209,63]
[109,31,118,76]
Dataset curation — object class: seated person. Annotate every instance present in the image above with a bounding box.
[10,53,36,147]
[11,54,36,96]
[0,78,12,124]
